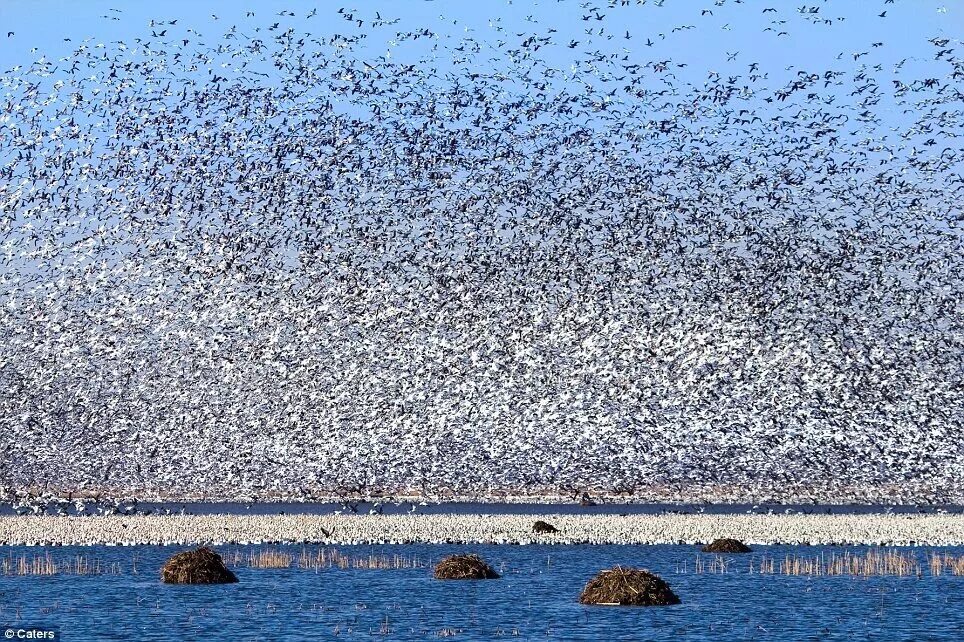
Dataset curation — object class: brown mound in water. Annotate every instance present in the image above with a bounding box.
[532,520,559,534]
[701,538,752,553]
[433,554,500,580]
[161,547,238,584]
[578,566,680,606]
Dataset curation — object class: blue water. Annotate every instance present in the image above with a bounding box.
[1,544,961,641]
[5,501,963,516]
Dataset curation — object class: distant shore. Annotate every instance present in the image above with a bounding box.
[2,513,964,547]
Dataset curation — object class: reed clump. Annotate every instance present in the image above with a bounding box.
[435,628,462,638]
[298,548,425,570]
[692,554,729,574]
[533,520,559,534]
[748,549,921,577]
[433,554,500,580]
[161,547,238,584]
[221,549,293,569]
[579,566,680,606]
[929,552,964,576]
[0,552,120,576]
[248,549,293,569]
[701,538,751,553]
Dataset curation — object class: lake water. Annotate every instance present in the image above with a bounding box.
[1,543,961,641]
[5,501,963,517]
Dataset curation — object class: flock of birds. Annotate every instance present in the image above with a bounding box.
[3,513,964,547]
[0,1,962,511]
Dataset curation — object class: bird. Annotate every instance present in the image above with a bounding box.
[0,0,960,516]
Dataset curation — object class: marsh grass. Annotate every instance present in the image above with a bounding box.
[240,549,293,569]
[299,548,426,571]
[929,552,964,576]
[1,547,427,577]
[770,550,921,577]
[222,547,425,570]
[690,555,730,574]
[0,552,121,576]
[5,546,963,581]
[683,549,947,577]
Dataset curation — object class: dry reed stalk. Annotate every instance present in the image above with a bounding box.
[929,552,964,576]
[297,547,425,571]
[378,615,392,635]
[247,549,293,569]
[692,554,728,574]
[436,628,461,638]
[739,549,923,577]
[0,553,117,576]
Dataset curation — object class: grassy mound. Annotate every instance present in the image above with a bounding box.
[579,566,680,606]
[532,520,559,534]
[433,554,500,580]
[701,538,752,553]
[161,547,238,584]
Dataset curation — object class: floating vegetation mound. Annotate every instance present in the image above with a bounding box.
[161,547,238,584]
[433,554,500,580]
[701,538,752,553]
[533,520,559,534]
[579,567,680,606]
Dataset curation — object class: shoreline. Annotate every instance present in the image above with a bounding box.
[2,513,964,547]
